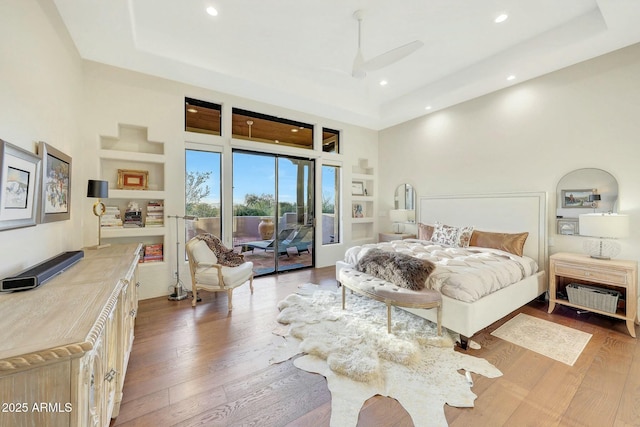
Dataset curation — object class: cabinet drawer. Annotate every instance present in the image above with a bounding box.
[555,262,629,286]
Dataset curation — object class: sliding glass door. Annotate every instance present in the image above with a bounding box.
[232,150,314,276]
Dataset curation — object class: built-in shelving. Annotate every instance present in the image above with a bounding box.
[351,159,376,244]
[99,124,167,266]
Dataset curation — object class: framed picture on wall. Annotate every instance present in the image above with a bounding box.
[561,189,593,208]
[38,141,71,223]
[0,139,41,231]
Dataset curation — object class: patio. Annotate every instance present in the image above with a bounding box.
[187,215,321,276]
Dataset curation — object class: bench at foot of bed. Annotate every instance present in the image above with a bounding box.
[338,267,442,335]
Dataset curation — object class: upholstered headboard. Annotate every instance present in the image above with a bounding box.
[419,192,548,272]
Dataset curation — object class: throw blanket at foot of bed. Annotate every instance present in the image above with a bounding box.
[339,267,442,335]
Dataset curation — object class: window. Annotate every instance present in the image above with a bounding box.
[185,98,221,135]
[232,108,313,149]
[322,127,340,153]
[185,149,222,240]
[322,165,341,244]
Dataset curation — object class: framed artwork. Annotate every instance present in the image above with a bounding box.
[0,140,41,231]
[561,189,592,208]
[352,203,364,218]
[557,218,579,235]
[351,181,364,196]
[38,141,71,223]
[117,169,149,190]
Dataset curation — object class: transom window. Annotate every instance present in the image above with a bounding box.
[232,108,314,149]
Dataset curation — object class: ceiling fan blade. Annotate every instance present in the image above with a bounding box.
[352,50,366,78]
[361,40,424,72]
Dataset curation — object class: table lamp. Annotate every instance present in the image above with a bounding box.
[389,209,409,233]
[87,179,110,249]
[579,213,629,259]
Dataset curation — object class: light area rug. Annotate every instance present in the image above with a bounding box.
[491,313,592,366]
[268,290,502,427]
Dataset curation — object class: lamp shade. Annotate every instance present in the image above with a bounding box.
[389,209,409,223]
[87,180,108,198]
[579,213,629,238]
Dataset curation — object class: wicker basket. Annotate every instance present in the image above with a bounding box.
[566,283,621,314]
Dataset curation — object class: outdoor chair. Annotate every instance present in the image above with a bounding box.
[279,225,313,255]
[185,237,254,310]
[241,228,296,254]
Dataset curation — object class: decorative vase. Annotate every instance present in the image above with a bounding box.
[258,217,275,240]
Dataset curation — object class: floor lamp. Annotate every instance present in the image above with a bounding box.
[87,180,110,249]
[167,215,198,301]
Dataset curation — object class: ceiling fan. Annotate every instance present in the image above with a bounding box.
[351,9,424,79]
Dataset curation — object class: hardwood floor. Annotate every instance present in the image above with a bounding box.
[112,266,640,426]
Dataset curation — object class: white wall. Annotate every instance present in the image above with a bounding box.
[379,43,640,265]
[81,62,378,299]
[0,0,84,278]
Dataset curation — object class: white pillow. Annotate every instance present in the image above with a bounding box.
[190,240,218,264]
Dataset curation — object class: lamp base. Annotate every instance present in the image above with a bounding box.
[583,238,620,260]
[168,284,188,301]
[88,243,111,250]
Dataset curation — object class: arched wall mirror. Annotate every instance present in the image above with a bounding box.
[555,168,618,235]
[394,184,416,222]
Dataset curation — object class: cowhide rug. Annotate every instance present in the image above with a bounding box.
[269,290,502,427]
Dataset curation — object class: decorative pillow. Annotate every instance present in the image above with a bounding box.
[470,230,529,256]
[430,222,475,247]
[417,223,434,241]
[355,248,435,291]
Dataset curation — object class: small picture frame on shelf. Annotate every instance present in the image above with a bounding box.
[38,141,71,223]
[352,203,364,218]
[557,218,579,235]
[117,169,149,190]
[351,181,364,196]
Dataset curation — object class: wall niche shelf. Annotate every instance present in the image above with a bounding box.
[351,158,376,244]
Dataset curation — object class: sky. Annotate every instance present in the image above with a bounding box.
[185,150,335,206]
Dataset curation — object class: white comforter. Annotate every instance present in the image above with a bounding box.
[344,239,538,303]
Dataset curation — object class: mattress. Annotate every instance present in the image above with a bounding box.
[343,239,539,303]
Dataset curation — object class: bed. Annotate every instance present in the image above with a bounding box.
[336,192,548,347]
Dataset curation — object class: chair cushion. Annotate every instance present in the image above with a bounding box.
[195,261,254,288]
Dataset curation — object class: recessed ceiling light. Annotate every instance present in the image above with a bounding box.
[206,6,218,16]
[379,80,388,86]
[494,14,508,23]
[187,108,198,113]
[425,105,432,110]
[507,75,516,81]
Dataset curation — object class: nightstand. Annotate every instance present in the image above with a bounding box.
[378,232,416,242]
[548,252,638,337]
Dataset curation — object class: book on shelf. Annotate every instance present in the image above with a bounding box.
[124,209,143,228]
[101,206,123,228]
[142,243,163,262]
[145,200,164,227]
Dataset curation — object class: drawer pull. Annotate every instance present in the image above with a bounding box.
[105,369,118,382]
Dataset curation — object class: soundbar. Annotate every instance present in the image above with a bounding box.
[1,250,84,292]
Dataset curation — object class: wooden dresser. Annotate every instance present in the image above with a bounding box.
[0,244,141,427]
